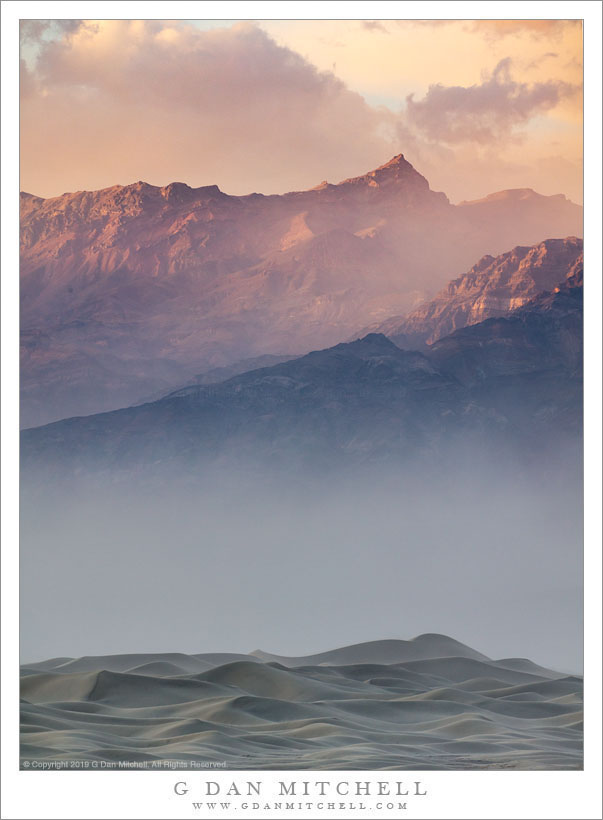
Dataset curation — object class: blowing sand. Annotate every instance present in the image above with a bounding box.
[20,635,582,770]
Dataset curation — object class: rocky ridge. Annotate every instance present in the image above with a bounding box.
[363,237,583,349]
[20,154,583,426]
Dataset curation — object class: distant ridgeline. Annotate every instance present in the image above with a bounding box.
[20,153,582,427]
[21,253,583,483]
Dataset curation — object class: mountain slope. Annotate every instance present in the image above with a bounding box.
[428,263,583,387]
[20,334,458,475]
[20,155,583,426]
[21,268,583,480]
[363,237,583,349]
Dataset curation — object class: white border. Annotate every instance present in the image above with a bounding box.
[2,3,601,819]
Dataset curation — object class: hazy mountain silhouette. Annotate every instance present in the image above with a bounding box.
[21,263,582,481]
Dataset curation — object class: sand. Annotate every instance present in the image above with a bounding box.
[20,636,582,770]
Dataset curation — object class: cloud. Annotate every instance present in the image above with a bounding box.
[20,20,582,204]
[20,20,398,197]
[20,19,83,44]
[404,58,580,144]
[467,20,581,41]
[361,21,389,34]
[526,52,559,70]
[401,20,578,39]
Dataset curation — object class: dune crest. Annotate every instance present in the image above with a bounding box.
[21,636,582,770]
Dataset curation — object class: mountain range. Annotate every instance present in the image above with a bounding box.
[20,154,583,427]
[21,256,583,481]
[19,152,585,771]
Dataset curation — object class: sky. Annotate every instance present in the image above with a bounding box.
[19,18,583,203]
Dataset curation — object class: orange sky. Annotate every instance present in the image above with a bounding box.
[20,19,583,203]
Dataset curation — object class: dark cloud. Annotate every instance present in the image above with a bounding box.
[405,58,580,144]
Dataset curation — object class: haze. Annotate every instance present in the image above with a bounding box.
[21,454,582,673]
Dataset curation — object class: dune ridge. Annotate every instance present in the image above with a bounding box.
[21,637,582,770]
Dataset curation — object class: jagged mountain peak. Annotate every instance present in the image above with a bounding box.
[114,179,225,201]
[307,154,439,196]
[454,237,582,289]
[20,150,583,427]
[338,152,434,192]
[20,153,429,205]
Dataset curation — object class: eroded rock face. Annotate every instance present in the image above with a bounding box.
[20,154,583,426]
[366,237,583,349]
[21,269,583,483]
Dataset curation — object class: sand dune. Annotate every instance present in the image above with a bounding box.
[251,634,490,666]
[20,637,582,770]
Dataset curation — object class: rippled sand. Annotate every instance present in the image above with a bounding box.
[21,635,582,770]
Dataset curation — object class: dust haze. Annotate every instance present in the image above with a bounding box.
[21,447,582,673]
